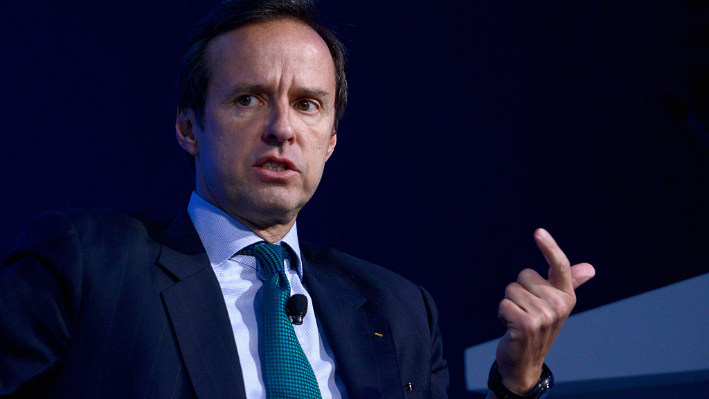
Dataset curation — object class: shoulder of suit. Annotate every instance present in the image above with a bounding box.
[4,210,175,289]
[62,208,167,227]
[300,242,422,293]
[300,241,389,272]
[11,209,168,255]
[54,209,165,234]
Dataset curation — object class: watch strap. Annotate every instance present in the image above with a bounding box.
[487,361,554,399]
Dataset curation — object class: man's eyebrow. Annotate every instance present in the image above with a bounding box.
[224,83,268,100]
[224,84,332,104]
[299,88,331,101]
[298,89,332,111]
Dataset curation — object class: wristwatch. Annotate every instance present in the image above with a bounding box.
[487,361,554,399]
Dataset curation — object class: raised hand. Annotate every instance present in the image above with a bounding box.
[494,228,595,394]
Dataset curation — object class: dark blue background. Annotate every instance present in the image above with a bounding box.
[2,1,708,397]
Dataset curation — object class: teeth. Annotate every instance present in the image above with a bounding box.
[262,161,287,172]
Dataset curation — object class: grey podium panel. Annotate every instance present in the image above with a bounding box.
[464,273,709,396]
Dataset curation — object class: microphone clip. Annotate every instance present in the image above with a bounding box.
[286,294,308,325]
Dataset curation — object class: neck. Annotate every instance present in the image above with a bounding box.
[194,183,297,244]
[233,215,296,244]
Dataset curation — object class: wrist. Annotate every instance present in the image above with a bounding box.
[500,368,542,394]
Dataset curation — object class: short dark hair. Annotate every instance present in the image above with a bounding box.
[176,0,348,130]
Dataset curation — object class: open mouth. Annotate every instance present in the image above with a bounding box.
[261,161,289,172]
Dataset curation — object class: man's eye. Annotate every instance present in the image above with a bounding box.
[295,100,317,112]
[236,95,259,107]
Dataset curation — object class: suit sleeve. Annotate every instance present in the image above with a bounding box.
[0,212,83,395]
[420,286,450,399]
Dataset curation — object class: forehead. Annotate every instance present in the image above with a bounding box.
[204,19,336,96]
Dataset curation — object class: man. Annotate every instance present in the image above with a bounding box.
[0,0,595,398]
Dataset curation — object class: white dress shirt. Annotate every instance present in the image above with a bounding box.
[187,192,346,399]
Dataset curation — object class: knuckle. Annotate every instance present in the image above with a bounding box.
[505,282,520,298]
[498,298,512,314]
[539,307,556,324]
[550,296,569,314]
[553,293,576,314]
[521,315,543,334]
[498,299,514,326]
[517,268,537,282]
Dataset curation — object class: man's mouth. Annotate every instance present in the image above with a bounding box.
[261,161,289,172]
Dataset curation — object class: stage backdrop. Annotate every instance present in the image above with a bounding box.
[1,1,708,397]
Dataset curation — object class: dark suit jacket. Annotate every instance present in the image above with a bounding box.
[0,209,449,399]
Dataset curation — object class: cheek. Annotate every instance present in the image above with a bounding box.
[304,138,334,182]
[206,124,251,167]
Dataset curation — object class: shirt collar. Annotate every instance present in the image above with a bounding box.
[186,192,303,278]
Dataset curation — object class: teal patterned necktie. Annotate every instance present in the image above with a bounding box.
[238,243,322,399]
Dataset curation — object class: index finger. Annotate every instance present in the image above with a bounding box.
[534,228,573,293]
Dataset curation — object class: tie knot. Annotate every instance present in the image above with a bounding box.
[238,243,288,276]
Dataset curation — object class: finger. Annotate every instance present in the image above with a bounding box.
[534,228,573,293]
[570,262,595,290]
[498,297,525,329]
[515,268,550,298]
[504,282,540,314]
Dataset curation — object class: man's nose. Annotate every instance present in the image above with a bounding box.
[262,102,296,145]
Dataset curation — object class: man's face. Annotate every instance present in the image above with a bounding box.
[178,18,337,232]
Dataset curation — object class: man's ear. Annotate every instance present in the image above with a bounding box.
[175,108,200,156]
[326,128,337,160]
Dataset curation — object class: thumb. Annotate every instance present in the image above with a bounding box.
[570,263,595,290]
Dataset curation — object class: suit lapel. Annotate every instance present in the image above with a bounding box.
[157,209,247,399]
[304,256,404,399]
[154,211,406,399]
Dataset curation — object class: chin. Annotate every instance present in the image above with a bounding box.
[247,195,306,220]
[222,185,313,223]
[255,187,311,210]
